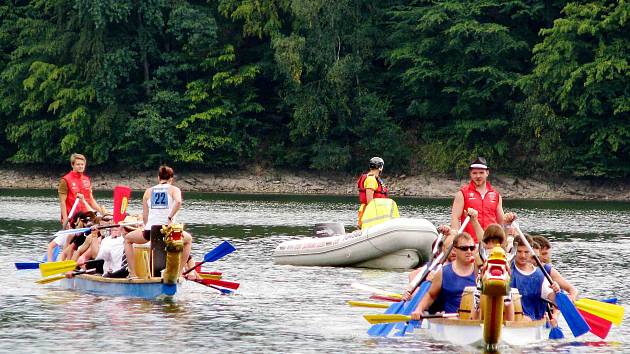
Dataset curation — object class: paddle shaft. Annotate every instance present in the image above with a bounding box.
[513,222,553,284]
[61,198,81,230]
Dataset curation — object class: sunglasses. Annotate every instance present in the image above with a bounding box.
[454,245,476,252]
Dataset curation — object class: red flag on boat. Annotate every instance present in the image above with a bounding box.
[113,185,131,223]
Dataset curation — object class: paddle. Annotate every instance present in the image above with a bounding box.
[578,308,612,339]
[546,304,565,339]
[15,262,41,270]
[348,301,390,309]
[36,269,95,284]
[193,278,240,290]
[61,198,81,230]
[182,241,236,276]
[574,298,624,325]
[53,221,143,237]
[513,221,590,337]
[390,217,469,337]
[370,295,402,302]
[39,259,102,277]
[350,283,403,300]
[364,313,458,324]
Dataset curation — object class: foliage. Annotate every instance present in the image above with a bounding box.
[0,0,627,179]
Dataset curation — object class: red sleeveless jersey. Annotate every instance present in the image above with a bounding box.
[62,171,93,216]
[460,181,500,242]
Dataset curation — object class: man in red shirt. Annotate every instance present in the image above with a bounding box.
[58,153,106,228]
[450,157,513,243]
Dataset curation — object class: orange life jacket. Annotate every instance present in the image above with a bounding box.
[357,173,388,204]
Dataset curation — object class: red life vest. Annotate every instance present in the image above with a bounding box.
[62,171,93,217]
[357,173,388,204]
[460,181,500,242]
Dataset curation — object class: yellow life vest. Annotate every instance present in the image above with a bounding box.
[360,198,400,230]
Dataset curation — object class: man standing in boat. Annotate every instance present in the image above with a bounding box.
[357,157,388,228]
[123,165,197,279]
[451,157,513,243]
[58,153,106,229]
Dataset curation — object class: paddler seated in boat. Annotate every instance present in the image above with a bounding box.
[123,165,197,279]
[46,211,96,262]
[71,214,114,265]
[510,235,561,321]
[402,225,455,301]
[356,157,388,229]
[410,232,477,320]
[470,221,515,321]
[531,235,578,301]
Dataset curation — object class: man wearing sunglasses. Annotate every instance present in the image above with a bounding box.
[411,232,477,319]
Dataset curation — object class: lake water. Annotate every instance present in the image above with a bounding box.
[0,189,629,353]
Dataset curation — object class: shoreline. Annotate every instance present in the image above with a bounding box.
[0,167,628,201]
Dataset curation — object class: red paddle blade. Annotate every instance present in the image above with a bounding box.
[198,278,240,290]
[578,309,612,339]
[370,295,401,302]
[113,186,131,223]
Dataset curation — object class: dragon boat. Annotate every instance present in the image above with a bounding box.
[60,224,185,300]
[425,246,548,349]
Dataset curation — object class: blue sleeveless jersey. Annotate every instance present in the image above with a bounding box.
[510,263,547,320]
[435,263,476,313]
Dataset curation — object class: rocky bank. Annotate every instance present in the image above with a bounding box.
[0,166,628,201]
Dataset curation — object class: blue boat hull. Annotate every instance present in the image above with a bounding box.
[60,274,179,299]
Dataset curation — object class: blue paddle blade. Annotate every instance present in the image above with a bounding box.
[557,291,590,337]
[367,301,403,336]
[209,285,233,295]
[395,281,432,337]
[203,241,236,262]
[601,298,618,304]
[376,301,406,336]
[549,325,564,339]
[15,262,40,270]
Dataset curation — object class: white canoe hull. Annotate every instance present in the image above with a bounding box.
[426,318,548,348]
[272,217,437,269]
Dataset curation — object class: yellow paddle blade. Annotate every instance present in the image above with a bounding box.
[347,301,389,309]
[575,299,624,326]
[36,274,66,284]
[198,273,222,280]
[39,260,77,277]
[363,314,411,324]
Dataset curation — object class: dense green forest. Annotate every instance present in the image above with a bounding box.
[0,1,628,178]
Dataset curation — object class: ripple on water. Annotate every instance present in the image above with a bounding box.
[0,192,629,353]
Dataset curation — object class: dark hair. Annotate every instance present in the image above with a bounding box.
[514,234,533,249]
[158,165,174,180]
[453,232,473,247]
[483,223,506,245]
[531,241,542,250]
[531,235,551,249]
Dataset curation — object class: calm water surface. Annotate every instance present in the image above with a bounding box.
[0,189,629,353]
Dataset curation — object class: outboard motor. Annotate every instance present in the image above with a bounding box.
[313,222,346,238]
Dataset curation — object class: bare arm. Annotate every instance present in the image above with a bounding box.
[496,195,506,225]
[411,268,443,318]
[58,179,68,226]
[451,191,464,230]
[467,208,483,241]
[168,186,183,221]
[550,268,578,301]
[86,189,105,215]
[365,189,375,204]
[142,189,150,225]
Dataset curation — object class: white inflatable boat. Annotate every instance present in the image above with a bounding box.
[272,217,437,269]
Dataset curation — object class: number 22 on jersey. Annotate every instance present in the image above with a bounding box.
[151,189,169,209]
